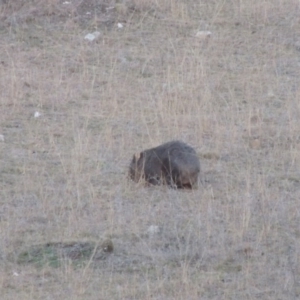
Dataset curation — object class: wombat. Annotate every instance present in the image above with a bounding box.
[129,140,200,189]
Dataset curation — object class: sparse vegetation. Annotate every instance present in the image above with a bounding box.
[1,0,300,299]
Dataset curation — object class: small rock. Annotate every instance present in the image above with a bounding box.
[106,6,115,11]
[34,111,41,118]
[117,23,124,29]
[101,239,114,253]
[195,31,212,38]
[147,225,161,235]
[84,31,101,42]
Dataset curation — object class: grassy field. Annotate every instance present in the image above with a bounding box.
[1,0,300,299]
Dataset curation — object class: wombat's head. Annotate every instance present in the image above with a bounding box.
[177,171,199,189]
[171,164,200,189]
[129,152,145,182]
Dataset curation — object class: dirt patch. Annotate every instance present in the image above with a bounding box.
[14,241,110,268]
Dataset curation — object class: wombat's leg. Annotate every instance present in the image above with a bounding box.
[181,182,193,189]
[160,162,176,188]
[163,172,177,189]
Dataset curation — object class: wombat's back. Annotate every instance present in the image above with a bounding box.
[160,141,200,188]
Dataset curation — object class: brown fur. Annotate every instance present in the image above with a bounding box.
[129,141,200,189]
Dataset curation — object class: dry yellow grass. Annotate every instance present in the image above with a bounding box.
[1,0,300,299]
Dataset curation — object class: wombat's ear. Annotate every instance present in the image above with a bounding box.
[134,152,143,161]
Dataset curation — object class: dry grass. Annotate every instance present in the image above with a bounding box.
[1,0,300,299]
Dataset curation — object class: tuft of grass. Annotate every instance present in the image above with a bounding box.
[17,244,61,268]
[16,242,102,268]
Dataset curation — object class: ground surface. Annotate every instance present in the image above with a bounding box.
[1,0,300,299]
